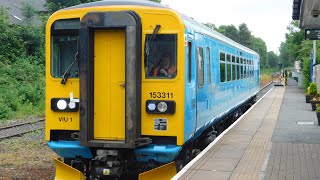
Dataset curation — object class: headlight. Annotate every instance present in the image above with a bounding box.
[147,103,156,111]
[157,102,168,112]
[146,100,175,114]
[57,100,67,110]
[51,98,79,112]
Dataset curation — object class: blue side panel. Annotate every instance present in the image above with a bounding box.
[48,141,93,159]
[134,145,181,163]
[183,19,260,144]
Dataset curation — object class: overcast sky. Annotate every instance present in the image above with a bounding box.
[161,0,293,54]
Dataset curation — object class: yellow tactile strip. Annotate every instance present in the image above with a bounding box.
[179,87,285,180]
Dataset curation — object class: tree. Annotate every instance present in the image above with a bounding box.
[21,2,36,25]
[45,0,100,13]
[267,51,279,68]
[238,23,252,47]
[204,23,216,30]
[150,0,162,2]
[251,37,268,68]
[216,25,239,42]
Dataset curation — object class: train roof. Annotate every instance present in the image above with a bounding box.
[64,0,259,57]
[181,15,259,56]
[65,0,168,10]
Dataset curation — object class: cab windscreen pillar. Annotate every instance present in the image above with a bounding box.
[79,11,150,148]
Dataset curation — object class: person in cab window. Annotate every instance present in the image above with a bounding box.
[151,53,176,78]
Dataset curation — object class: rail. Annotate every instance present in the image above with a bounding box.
[0,119,45,140]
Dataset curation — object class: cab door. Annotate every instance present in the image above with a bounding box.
[94,29,125,140]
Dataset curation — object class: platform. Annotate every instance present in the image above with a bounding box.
[173,78,320,180]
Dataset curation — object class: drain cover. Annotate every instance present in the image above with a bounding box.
[296,122,315,125]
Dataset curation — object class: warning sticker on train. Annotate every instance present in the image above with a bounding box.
[154,118,167,130]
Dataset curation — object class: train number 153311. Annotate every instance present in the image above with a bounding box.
[149,92,174,99]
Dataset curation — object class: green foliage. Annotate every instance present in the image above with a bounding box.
[212,23,269,69]
[309,83,318,96]
[316,105,320,113]
[150,0,162,2]
[0,7,45,120]
[268,51,279,68]
[260,68,278,75]
[45,0,100,13]
[21,2,36,25]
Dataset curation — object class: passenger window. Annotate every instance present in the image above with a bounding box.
[197,47,204,87]
[188,42,192,83]
[240,58,243,79]
[220,52,226,82]
[226,54,231,81]
[206,47,211,84]
[236,57,240,80]
[243,59,247,78]
[232,55,236,80]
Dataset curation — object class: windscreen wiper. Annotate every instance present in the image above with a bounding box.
[144,24,161,74]
[61,52,79,84]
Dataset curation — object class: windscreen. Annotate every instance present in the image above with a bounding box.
[50,18,80,78]
[145,34,177,79]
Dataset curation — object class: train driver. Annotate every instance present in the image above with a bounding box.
[151,53,176,78]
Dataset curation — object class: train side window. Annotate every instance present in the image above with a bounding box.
[243,59,247,78]
[197,47,204,87]
[226,54,231,81]
[236,57,240,80]
[206,47,211,84]
[232,55,236,80]
[220,52,226,82]
[240,58,243,79]
[187,42,192,83]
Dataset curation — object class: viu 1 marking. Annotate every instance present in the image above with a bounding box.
[59,117,73,122]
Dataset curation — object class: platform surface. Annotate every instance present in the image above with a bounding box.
[175,78,320,180]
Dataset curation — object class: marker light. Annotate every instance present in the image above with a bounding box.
[147,103,156,111]
[57,99,67,110]
[68,101,76,109]
[157,102,168,112]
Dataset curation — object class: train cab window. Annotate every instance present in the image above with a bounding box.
[220,52,226,82]
[197,47,204,87]
[226,54,231,81]
[206,47,211,84]
[232,55,236,80]
[51,18,80,78]
[145,34,177,79]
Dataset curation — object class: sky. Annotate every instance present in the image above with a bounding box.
[161,0,293,54]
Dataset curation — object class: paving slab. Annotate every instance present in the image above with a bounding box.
[177,86,285,180]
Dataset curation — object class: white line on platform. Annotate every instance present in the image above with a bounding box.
[296,122,315,125]
[171,87,275,180]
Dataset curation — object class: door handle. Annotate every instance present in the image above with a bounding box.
[120,82,126,88]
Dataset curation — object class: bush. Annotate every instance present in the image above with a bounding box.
[309,83,318,96]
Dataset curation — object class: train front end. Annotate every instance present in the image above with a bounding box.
[45,1,185,179]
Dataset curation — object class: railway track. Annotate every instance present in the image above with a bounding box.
[0,119,45,140]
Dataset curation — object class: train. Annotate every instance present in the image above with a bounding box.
[45,0,260,179]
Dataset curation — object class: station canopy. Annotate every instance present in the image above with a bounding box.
[293,0,320,29]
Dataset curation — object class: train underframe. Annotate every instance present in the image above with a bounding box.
[54,96,256,180]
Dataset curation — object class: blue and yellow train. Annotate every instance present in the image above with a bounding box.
[45,0,260,179]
